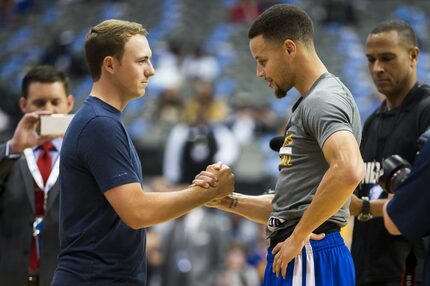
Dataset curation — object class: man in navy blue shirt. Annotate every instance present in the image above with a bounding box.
[383,138,430,285]
[52,19,234,285]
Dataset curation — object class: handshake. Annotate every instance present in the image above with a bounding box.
[191,162,236,207]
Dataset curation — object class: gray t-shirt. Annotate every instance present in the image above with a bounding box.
[267,73,361,236]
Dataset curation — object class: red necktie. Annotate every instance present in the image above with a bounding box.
[29,142,55,272]
[37,142,54,185]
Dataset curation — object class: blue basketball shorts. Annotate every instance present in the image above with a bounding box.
[264,231,355,286]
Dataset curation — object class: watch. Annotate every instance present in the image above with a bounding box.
[357,196,373,221]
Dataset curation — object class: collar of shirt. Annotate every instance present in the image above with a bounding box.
[32,137,63,164]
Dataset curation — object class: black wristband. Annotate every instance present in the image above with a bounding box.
[357,196,373,221]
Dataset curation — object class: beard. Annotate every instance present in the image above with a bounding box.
[274,85,287,99]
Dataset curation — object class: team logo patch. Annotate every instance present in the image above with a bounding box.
[267,216,286,232]
[279,132,294,168]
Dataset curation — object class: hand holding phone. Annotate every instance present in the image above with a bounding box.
[9,111,63,154]
[40,114,74,136]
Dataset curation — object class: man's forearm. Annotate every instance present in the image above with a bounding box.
[292,131,365,240]
[213,193,273,225]
[369,199,386,217]
[350,195,387,217]
[138,186,224,226]
[293,164,362,239]
[0,143,19,194]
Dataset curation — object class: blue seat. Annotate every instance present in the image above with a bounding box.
[100,2,124,21]
[5,26,32,52]
[214,77,236,98]
[42,6,59,24]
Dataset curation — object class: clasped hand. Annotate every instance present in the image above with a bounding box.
[192,162,234,203]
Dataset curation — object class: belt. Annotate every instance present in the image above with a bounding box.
[270,221,340,247]
[28,274,39,286]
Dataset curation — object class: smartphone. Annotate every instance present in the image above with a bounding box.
[40,114,74,136]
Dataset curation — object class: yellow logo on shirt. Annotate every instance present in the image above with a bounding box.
[279,132,293,168]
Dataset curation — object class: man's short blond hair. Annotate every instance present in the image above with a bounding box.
[85,19,148,81]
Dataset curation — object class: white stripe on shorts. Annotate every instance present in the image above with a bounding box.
[292,250,302,286]
[292,241,315,286]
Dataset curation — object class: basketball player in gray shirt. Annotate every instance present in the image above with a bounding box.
[270,72,362,234]
[193,4,365,285]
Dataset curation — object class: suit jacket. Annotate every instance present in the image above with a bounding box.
[0,143,60,286]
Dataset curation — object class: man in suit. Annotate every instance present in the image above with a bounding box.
[0,65,74,286]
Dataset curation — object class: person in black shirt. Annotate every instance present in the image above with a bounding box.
[349,19,430,285]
